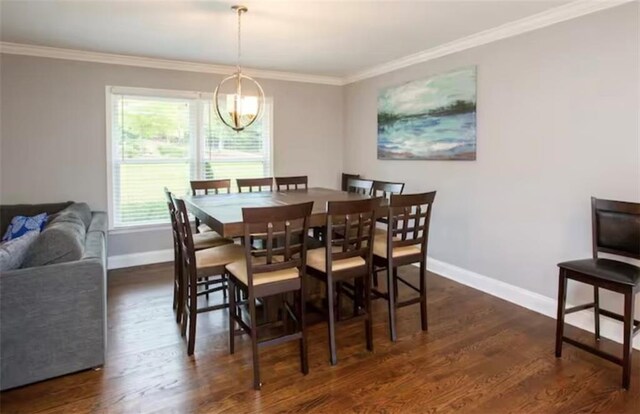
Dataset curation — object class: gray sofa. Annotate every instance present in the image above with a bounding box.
[0,202,107,390]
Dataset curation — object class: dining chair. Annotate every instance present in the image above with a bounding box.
[346,178,373,195]
[172,196,245,356]
[275,176,308,191]
[372,192,436,342]
[237,177,274,193]
[556,197,640,389]
[371,180,405,199]
[226,201,314,390]
[190,179,232,233]
[341,173,360,192]
[306,197,380,365]
[164,188,234,323]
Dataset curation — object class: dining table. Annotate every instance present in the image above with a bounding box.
[183,187,377,238]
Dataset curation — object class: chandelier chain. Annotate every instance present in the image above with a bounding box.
[236,8,242,72]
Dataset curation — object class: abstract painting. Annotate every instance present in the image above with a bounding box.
[377,67,477,160]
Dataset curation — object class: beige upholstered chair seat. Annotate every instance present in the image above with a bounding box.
[195,243,245,276]
[226,257,299,286]
[373,233,422,259]
[193,231,234,250]
[307,247,366,272]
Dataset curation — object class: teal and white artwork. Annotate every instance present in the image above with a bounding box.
[377,67,477,160]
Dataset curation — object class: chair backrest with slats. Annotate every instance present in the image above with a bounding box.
[241,202,314,287]
[387,192,436,258]
[341,173,360,192]
[275,176,308,191]
[346,178,374,195]
[164,187,180,255]
[191,179,231,195]
[173,197,198,278]
[371,180,405,200]
[591,197,640,259]
[325,197,382,275]
[237,177,274,193]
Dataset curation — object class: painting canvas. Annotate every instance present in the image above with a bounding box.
[377,67,477,160]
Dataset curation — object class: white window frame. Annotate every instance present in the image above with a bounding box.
[105,85,274,233]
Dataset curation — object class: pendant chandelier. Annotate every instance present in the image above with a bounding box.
[214,5,265,132]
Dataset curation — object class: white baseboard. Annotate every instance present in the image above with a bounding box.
[107,249,173,270]
[425,257,640,350]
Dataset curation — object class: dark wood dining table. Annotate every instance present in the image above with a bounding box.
[183,187,374,237]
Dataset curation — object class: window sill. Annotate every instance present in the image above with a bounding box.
[108,223,171,235]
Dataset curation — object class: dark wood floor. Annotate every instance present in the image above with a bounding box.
[1,263,639,413]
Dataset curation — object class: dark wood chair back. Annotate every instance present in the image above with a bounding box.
[275,176,308,191]
[591,197,640,260]
[164,187,180,250]
[371,181,405,200]
[387,192,437,255]
[241,202,314,287]
[173,197,197,278]
[346,178,374,195]
[341,173,360,192]
[325,197,381,273]
[237,177,274,193]
[191,179,231,195]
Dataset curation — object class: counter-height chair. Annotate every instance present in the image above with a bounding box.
[164,188,234,324]
[190,179,232,233]
[237,177,274,193]
[275,176,308,191]
[372,192,436,342]
[306,197,380,365]
[173,196,245,356]
[346,178,374,195]
[341,173,360,192]
[556,197,640,389]
[226,201,314,390]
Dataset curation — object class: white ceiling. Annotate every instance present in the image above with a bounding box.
[1,0,576,77]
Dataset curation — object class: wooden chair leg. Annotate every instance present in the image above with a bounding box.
[393,267,399,302]
[373,271,379,288]
[195,217,201,233]
[419,261,428,331]
[180,267,189,338]
[622,290,635,389]
[555,269,568,358]
[249,295,261,390]
[282,293,289,332]
[387,263,397,342]
[175,255,183,324]
[364,274,373,351]
[326,279,338,365]
[187,277,197,356]
[298,289,309,375]
[594,286,601,340]
[229,278,236,355]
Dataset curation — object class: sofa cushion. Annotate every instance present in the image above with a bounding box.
[22,214,86,268]
[48,203,92,229]
[2,213,48,241]
[0,231,40,271]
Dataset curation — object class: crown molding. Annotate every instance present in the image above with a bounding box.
[0,42,345,86]
[344,0,634,84]
[0,0,632,87]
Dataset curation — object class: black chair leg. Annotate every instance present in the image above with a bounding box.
[387,263,397,342]
[364,275,373,351]
[594,286,600,340]
[298,289,309,374]
[622,290,635,390]
[249,295,261,390]
[326,280,338,365]
[555,269,567,358]
[228,278,236,354]
[420,261,428,331]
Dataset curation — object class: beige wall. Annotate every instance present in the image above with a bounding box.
[343,3,639,314]
[0,55,344,256]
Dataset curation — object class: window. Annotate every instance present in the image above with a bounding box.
[107,87,272,229]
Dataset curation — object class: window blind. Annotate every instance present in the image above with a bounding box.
[108,88,272,229]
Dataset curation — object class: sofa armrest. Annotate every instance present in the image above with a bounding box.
[0,257,107,390]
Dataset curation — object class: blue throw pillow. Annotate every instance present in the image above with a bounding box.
[2,213,48,241]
